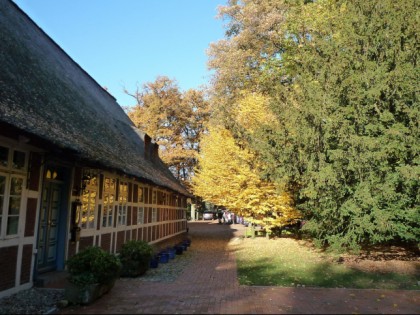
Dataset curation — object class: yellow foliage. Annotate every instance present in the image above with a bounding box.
[232,92,278,133]
[192,125,301,230]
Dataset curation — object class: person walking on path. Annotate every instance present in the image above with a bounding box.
[217,211,223,224]
[222,210,228,224]
[59,221,420,314]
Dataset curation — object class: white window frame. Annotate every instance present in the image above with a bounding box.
[102,177,116,228]
[137,206,144,225]
[117,181,128,226]
[151,207,157,223]
[80,173,97,230]
[0,144,27,239]
[152,189,157,204]
[138,186,144,203]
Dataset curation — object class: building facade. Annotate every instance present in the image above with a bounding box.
[0,0,190,298]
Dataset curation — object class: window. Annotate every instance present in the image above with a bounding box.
[0,146,26,171]
[163,192,167,206]
[138,186,144,203]
[152,189,157,204]
[144,187,149,204]
[117,182,128,226]
[137,186,144,225]
[137,207,144,224]
[12,151,26,170]
[0,145,26,238]
[151,207,157,223]
[81,171,97,229]
[0,175,24,237]
[0,146,8,167]
[102,177,115,228]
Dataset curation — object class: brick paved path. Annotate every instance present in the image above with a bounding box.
[60,221,419,314]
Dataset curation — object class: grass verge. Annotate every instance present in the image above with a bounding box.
[232,235,419,290]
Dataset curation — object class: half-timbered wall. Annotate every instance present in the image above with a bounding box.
[0,137,43,298]
[70,168,187,256]
[0,145,188,298]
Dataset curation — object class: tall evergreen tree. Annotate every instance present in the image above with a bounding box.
[208,0,419,250]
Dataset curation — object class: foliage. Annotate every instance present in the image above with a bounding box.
[126,76,211,188]
[66,246,121,288]
[119,240,153,277]
[207,0,419,250]
[192,124,301,231]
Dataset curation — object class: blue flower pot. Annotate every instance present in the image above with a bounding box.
[166,247,176,259]
[150,256,159,268]
[159,251,169,263]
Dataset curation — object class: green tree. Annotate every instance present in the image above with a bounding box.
[208,0,419,250]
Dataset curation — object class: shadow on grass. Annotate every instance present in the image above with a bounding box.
[237,257,418,290]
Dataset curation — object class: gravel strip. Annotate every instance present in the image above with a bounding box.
[0,244,195,314]
[121,245,196,283]
[0,287,65,315]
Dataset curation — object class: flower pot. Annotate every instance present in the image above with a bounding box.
[159,251,169,263]
[150,256,159,268]
[167,248,176,259]
[65,277,117,305]
[120,260,150,277]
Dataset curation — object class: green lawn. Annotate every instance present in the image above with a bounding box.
[233,235,419,290]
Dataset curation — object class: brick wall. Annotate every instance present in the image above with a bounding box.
[116,231,125,252]
[20,245,32,285]
[24,198,37,237]
[79,236,94,252]
[0,246,18,291]
[100,233,111,252]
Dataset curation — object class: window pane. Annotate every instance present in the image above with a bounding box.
[81,189,96,229]
[152,191,157,204]
[108,212,112,227]
[7,216,18,235]
[102,208,107,227]
[12,151,25,170]
[10,178,23,195]
[137,207,144,224]
[9,197,21,215]
[81,203,88,228]
[0,176,5,194]
[138,187,143,202]
[0,146,8,167]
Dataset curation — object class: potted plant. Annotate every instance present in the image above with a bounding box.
[119,240,154,277]
[65,246,121,305]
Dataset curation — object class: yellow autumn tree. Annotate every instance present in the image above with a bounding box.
[192,122,301,232]
[126,76,211,188]
[232,91,278,133]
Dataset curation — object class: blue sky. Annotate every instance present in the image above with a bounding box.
[12,0,227,107]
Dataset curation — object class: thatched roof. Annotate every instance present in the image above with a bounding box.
[0,0,191,197]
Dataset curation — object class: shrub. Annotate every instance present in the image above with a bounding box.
[119,240,154,277]
[66,246,121,287]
